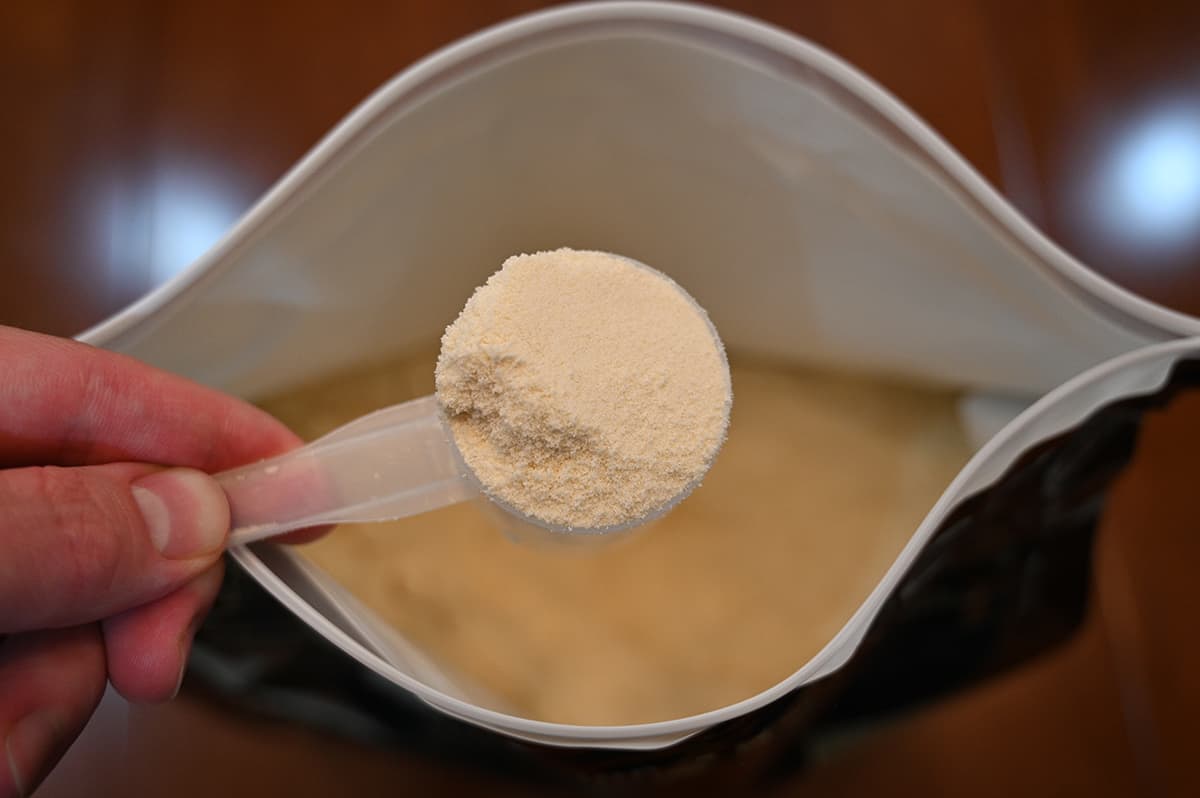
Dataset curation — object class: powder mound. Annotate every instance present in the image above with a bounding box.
[435,248,732,530]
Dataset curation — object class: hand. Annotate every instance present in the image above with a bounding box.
[0,325,308,796]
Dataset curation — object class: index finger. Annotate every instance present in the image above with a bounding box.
[0,325,300,470]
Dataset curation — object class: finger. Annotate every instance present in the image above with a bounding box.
[0,464,228,633]
[0,626,107,798]
[102,562,224,703]
[0,325,300,470]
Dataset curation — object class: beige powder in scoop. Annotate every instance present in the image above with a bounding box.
[435,248,732,530]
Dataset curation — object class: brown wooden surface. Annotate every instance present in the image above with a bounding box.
[3,1,1199,795]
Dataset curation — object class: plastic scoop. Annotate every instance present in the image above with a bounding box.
[216,252,729,546]
[217,395,473,546]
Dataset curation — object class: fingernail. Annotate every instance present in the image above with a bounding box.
[132,468,230,559]
[169,656,188,701]
[171,567,223,700]
[5,710,62,797]
[170,632,194,700]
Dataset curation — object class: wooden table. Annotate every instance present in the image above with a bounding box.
[3,2,1198,795]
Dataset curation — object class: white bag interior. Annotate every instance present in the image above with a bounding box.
[83,8,1190,401]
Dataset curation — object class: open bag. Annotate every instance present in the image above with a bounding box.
[77,1,1200,765]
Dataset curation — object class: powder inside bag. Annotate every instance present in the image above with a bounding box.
[435,248,732,530]
[268,352,974,725]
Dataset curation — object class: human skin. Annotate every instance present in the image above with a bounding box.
[0,325,318,797]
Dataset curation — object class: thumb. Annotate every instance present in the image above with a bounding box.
[0,464,229,633]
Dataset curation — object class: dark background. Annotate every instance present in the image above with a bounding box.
[2,1,1198,795]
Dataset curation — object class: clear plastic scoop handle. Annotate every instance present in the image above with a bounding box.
[216,395,477,546]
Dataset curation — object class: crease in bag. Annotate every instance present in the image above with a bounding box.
[76,1,1200,755]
